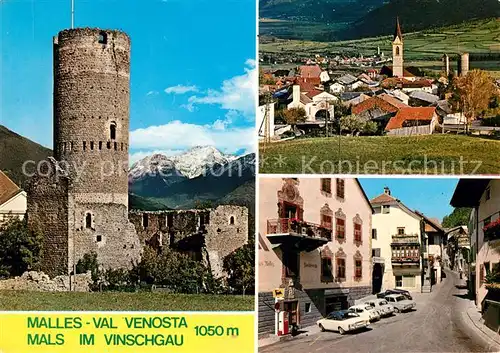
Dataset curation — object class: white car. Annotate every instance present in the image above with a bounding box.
[317,310,369,335]
[384,294,416,313]
[364,299,395,317]
[348,304,381,322]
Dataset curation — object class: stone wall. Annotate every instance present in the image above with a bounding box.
[129,205,248,278]
[68,200,142,271]
[27,164,70,278]
[0,271,91,292]
[53,28,130,197]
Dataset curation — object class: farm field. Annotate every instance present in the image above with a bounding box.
[259,135,500,175]
[260,19,500,63]
[0,291,254,311]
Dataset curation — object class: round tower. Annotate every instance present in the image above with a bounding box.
[458,53,470,77]
[53,28,130,202]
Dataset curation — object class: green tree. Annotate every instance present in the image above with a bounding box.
[442,208,472,228]
[281,107,307,125]
[223,243,255,296]
[340,115,377,135]
[0,218,43,278]
[449,70,497,134]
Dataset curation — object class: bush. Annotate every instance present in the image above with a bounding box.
[223,243,255,295]
[0,219,43,278]
[76,252,100,283]
[340,115,378,135]
[482,116,500,127]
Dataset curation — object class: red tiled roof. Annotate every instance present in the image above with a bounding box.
[378,93,409,109]
[352,96,400,115]
[380,66,415,78]
[370,193,397,204]
[402,79,433,88]
[299,65,322,78]
[0,171,21,206]
[385,107,436,131]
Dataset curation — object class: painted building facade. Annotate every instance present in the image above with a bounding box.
[371,187,423,293]
[451,179,500,311]
[258,177,373,337]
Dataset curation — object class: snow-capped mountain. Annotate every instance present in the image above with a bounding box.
[128,146,255,209]
[129,146,239,181]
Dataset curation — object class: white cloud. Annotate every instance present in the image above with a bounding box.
[130,120,255,155]
[187,60,256,117]
[164,85,199,94]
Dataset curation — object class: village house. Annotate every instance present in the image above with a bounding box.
[451,179,500,312]
[416,211,446,286]
[371,187,424,293]
[258,178,373,337]
[0,171,26,226]
[299,65,322,79]
[409,91,440,107]
[445,226,470,273]
[288,82,337,122]
[385,107,438,135]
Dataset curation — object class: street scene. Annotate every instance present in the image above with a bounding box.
[258,178,500,351]
[260,270,498,352]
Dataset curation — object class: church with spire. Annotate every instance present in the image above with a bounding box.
[392,17,404,78]
[380,17,418,80]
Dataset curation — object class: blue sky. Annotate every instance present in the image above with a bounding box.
[0,0,256,163]
[359,178,459,222]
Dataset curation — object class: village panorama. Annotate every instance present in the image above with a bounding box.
[258,18,500,175]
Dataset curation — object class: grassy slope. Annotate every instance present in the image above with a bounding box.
[260,18,500,60]
[259,135,500,175]
[0,291,254,311]
[0,125,52,187]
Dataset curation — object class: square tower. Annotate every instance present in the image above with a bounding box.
[392,17,404,78]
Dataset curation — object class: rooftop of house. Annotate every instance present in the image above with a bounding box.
[299,65,322,78]
[352,95,401,115]
[378,93,409,109]
[409,91,439,103]
[0,171,22,207]
[385,107,436,130]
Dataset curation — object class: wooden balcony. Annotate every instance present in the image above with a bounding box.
[391,234,420,246]
[266,218,330,252]
[392,256,420,265]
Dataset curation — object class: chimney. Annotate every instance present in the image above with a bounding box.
[292,85,301,106]
[384,187,391,195]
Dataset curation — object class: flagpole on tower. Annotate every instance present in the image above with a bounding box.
[71,0,75,29]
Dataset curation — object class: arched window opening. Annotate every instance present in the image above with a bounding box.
[85,213,92,229]
[98,31,108,45]
[110,123,116,140]
[396,46,400,56]
[230,216,235,225]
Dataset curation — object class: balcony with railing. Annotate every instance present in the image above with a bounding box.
[391,234,420,246]
[266,218,331,252]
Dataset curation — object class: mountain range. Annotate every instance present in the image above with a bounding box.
[129,146,256,210]
[260,0,500,41]
[0,125,255,213]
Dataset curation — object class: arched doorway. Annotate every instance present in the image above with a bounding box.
[315,109,330,121]
[372,263,383,294]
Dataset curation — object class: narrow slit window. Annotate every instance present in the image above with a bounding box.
[85,213,92,229]
[143,214,149,228]
[99,141,103,150]
[110,123,116,140]
[83,141,87,151]
[90,141,94,150]
[230,216,235,225]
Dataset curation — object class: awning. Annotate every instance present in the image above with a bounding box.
[266,233,328,252]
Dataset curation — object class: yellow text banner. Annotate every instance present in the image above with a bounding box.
[0,312,254,353]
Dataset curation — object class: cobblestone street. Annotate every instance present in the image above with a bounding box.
[260,270,500,352]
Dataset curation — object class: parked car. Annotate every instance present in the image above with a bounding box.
[376,289,413,300]
[384,294,416,313]
[363,299,395,317]
[317,310,369,335]
[348,304,381,322]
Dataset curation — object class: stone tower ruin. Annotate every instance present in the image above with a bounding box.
[457,53,470,77]
[27,28,141,277]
